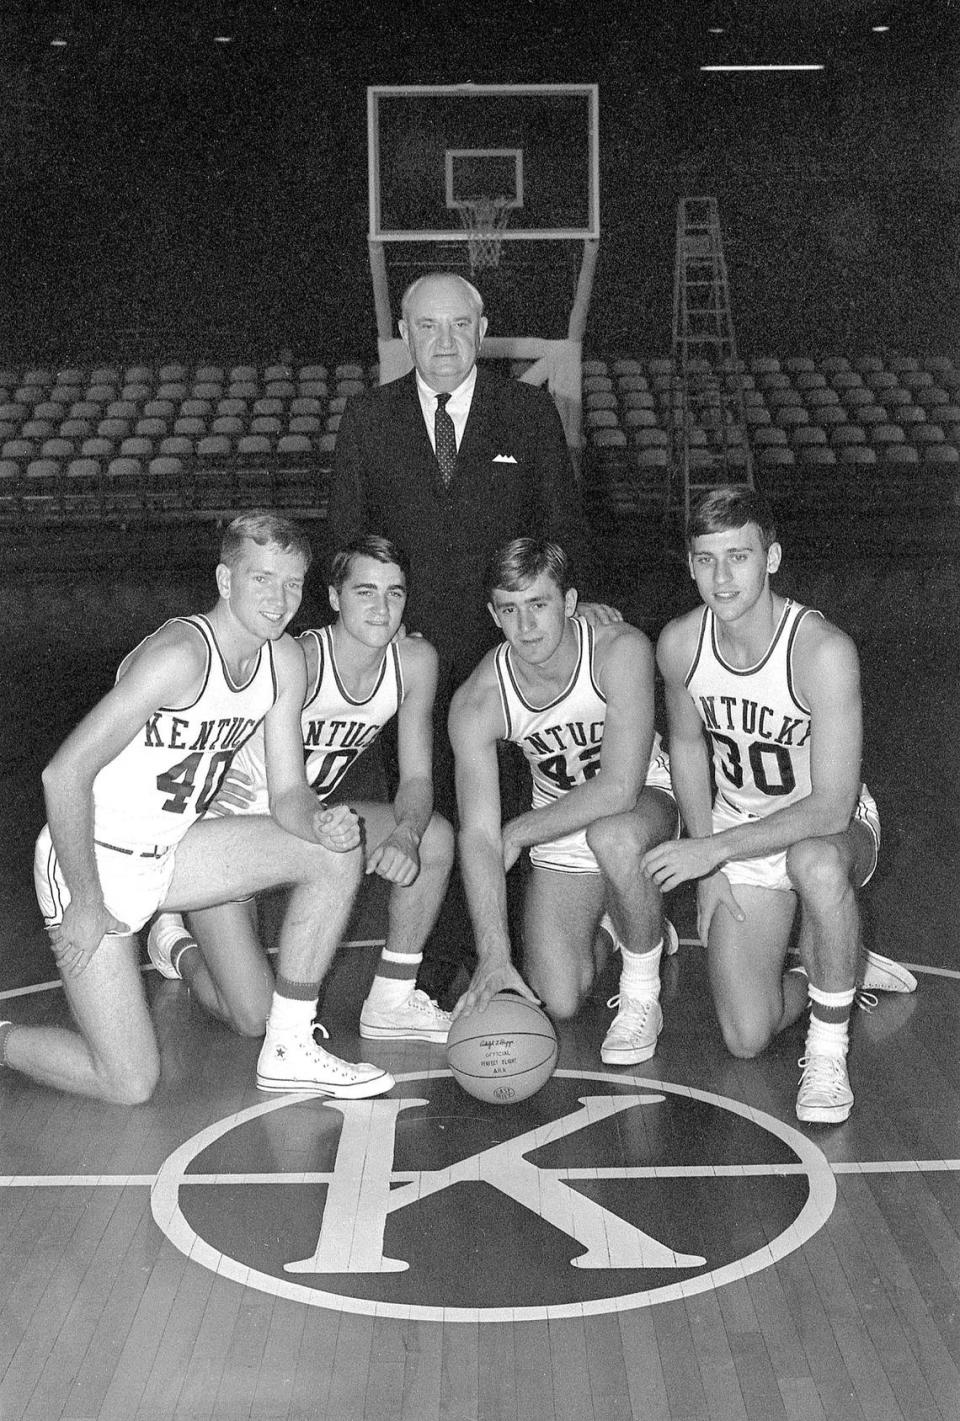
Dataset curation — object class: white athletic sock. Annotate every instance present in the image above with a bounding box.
[619,940,663,1001]
[805,985,854,1058]
[364,947,422,1011]
[267,988,319,1034]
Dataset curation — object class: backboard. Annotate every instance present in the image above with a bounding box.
[368,84,600,243]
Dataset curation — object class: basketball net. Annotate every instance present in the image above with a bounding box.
[457,195,512,272]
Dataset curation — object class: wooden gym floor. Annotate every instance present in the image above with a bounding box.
[1,543,959,1420]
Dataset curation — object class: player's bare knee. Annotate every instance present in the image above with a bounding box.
[785,838,849,904]
[719,1017,771,1060]
[301,839,362,891]
[586,814,650,877]
[98,1056,160,1105]
[226,1003,269,1038]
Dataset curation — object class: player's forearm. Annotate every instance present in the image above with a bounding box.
[457,827,513,965]
[708,789,857,864]
[391,774,433,843]
[271,784,329,842]
[41,766,104,909]
[668,742,715,839]
[506,772,641,850]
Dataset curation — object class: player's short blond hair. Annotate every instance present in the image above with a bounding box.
[220,512,313,570]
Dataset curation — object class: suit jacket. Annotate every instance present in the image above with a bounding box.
[328,367,596,681]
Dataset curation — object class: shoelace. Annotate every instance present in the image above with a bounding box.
[605,993,654,1018]
[797,1053,847,1091]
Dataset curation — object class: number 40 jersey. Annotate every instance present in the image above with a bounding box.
[92,614,278,851]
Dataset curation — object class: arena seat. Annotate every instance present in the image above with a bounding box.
[585,390,618,411]
[791,425,828,447]
[229,365,258,384]
[121,382,151,403]
[157,382,188,402]
[757,445,795,467]
[803,387,840,408]
[180,398,211,419]
[611,358,645,377]
[216,397,248,418]
[143,398,176,420]
[21,418,54,441]
[173,416,206,438]
[630,427,668,448]
[894,405,927,425]
[192,381,223,401]
[2,438,35,464]
[753,426,788,446]
[830,424,867,446]
[853,356,883,373]
[298,364,328,382]
[58,417,91,440]
[41,437,74,461]
[265,380,296,400]
[881,444,919,466]
[228,380,258,401]
[211,414,244,437]
[819,356,851,373]
[195,365,225,384]
[888,355,919,373]
[159,364,188,382]
[81,437,115,459]
[297,379,329,400]
[159,435,194,459]
[921,441,960,463]
[289,414,322,436]
[837,444,877,465]
[841,386,873,408]
[250,415,282,437]
[912,423,946,446]
[253,397,284,417]
[797,445,837,467]
[870,424,906,446]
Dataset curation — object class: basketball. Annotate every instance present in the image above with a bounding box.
[446,992,559,1105]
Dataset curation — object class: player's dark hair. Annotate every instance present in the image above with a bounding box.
[220,512,313,570]
[328,534,411,593]
[686,486,778,551]
[485,537,570,600]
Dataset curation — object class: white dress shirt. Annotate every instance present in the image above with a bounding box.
[414,367,478,453]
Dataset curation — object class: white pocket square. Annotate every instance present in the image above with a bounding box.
[493,454,518,463]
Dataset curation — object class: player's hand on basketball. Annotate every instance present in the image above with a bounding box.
[366,824,421,885]
[313,802,361,852]
[50,899,130,976]
[452,960,539,1021]
[696,870,745,944]
[578,602,623,627]
[642,836,722,891]
[207,768,256,817]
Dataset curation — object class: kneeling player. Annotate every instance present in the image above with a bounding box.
[449,537,678,1065]
[149,534,454,1044]
[0,514,393,1103]
[644,486,915,1125]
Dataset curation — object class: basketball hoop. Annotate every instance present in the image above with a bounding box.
[457,195,512,272]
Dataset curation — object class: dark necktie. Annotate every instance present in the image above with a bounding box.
[434,392,457,486]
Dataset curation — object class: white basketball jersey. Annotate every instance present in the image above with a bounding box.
[93,614,278,849]
[496,617,606,808]
[686,599,838,818]
[231,625,404,811]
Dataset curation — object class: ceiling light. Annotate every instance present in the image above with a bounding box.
[700,63,825,72]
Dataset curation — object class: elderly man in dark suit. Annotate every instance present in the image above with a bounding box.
[328,271,615,1000]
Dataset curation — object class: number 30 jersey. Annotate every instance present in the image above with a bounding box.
[684,598,871,821]
[92,614,278,849]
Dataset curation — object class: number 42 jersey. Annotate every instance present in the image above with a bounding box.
[495,616,671,873]
[92,614,278,850]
